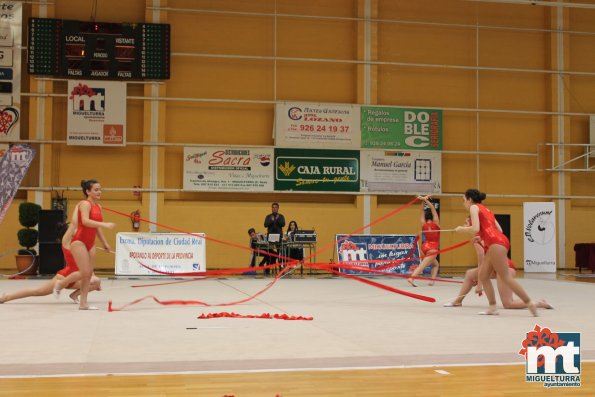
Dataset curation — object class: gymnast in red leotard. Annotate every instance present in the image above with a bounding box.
[57,247,78,282]
[0,219,101,305]
[72,200,104,250]
[408,196,440,287]
[444,218,552,310]
[455,189,538,316]
[69,179,115,311]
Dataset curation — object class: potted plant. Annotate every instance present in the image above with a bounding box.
[15,202,42,275]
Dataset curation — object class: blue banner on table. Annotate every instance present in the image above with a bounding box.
[274,148,360,192]
[335,234,424,275]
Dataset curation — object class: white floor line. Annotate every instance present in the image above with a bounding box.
[1,360,593,380]
[0,361,532,379]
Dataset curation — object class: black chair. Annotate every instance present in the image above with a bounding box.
[574,243,595,273]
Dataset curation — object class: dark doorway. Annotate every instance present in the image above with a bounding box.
[495,214,511,258]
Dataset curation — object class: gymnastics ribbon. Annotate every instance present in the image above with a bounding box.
[104,197,468,310]
[197,312,313,320]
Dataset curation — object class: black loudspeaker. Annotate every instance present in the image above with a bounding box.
[39,242,65,275]
[39,209,65,243]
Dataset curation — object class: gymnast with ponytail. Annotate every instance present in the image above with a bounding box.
[68,179,115,310]
[455,189,538,316]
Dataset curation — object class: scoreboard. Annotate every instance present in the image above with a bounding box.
[28,18,170,80]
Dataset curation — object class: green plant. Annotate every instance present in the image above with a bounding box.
[17,202,41,256]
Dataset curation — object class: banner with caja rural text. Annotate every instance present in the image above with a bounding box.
[274,148,360,192]
[335,234,423,275]
[184,146,274,192]
[0,1,22,142]
[523,202,556,273]
[361,106,442,150]
[115,232,206,276]
[67,80,126,146]
[360,150,442,194]
[275,102,360,149]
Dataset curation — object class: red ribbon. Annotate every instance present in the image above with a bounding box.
[104,197,472,310]
[197,312,313,321]
[323,266,436,302]
[103,197,421,268]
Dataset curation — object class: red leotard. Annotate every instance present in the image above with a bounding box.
[57,247,79,288]
[475,204,510,250]
[421,221,440,254]
[476,233,487,253]
[72,200,103,250]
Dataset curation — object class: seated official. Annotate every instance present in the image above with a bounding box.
[285,220,304,262]
[248,228,266,268]
[248,227,274,275]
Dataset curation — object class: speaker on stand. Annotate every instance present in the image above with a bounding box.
[38,209,65,275]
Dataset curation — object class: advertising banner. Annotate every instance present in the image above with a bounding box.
[0,1,22,142]
[67,80,126,146]
[360,150,441,193]
[361,106,442,150]
[184,146,274,192]
[335,234,423,275]
[0,144,35,225]
[523,202,556,273]
[274,148,360,192]
[115,232,206,276]
[275,102,360,149]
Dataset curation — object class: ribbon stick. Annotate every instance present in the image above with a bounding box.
[95,246,116,254]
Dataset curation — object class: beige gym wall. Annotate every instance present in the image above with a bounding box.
[1,0,594,273]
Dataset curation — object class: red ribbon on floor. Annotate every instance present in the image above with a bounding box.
[197,312,313,321]
[323,266,436,302]
[109,263,305,311]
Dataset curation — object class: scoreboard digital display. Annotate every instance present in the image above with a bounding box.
[28,18,170,80]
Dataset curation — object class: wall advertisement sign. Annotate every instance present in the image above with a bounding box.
[360,150,441,193]
[361,106,442,150]
[275,102,360,149]
[274,148,360,192]
[184,146,274,192]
